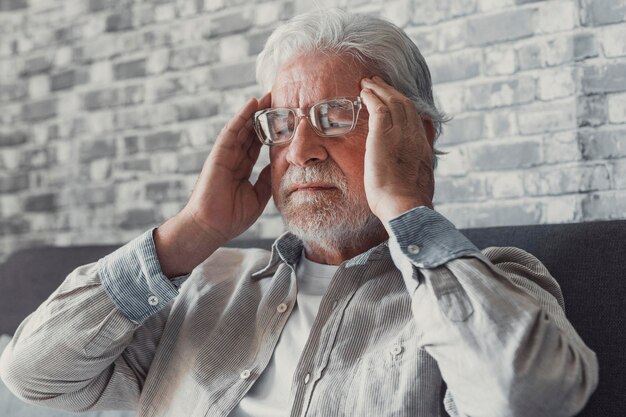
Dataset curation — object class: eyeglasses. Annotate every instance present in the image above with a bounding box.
[252,96,362,146]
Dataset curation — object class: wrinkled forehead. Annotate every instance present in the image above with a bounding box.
[270,52,367,108]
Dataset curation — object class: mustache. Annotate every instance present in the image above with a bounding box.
[279,162,347,197]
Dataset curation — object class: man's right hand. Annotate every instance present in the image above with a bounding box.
[154,93,273,279]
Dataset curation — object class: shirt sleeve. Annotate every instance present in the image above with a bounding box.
[99,226,192,324]
[0,227,188,413]
[386,206,599,417]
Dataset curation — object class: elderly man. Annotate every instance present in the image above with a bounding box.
[1,8,597,417]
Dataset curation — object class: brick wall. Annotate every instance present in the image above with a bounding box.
[0,0,625,262]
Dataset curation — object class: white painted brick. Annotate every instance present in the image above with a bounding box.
[90,60,113,84]
[32,124,48,145]
[484,45,517,75]
[54,46,73,67]
[152,152,179,173]
[581,190,626,221]
[449,0,476,17]
[436,199,542,228]
[1,103,21,126]
[29,213,52,233]
[28,75,49,99]
[517,97,576,134]
[437,20,467,52]
[0,148,21,170]
[430,49,481,83]
[607,92,626,123]
[534,1,578,34]
[0,195,22,217]
[155,4,177,22]
[55,141,73,164]
[255,1,283,27]
[116,181,144,208]
[543,131,580,163]
[220,35,249,62]
[537,67,576,100]
[487,171,525,198]
[177,0,199,18]
[541,195,582,223]
[90,159,112,181]
[476,0,514,13]
[484,109,518,138]
[382,0,411,28]
[203,0,224,12]
[58,94,80,116]
[524,164,611,196]
[412,0,448,25]
[182,174,199,198]
[436,146,470,176]
[185,121,215,148]
[406,27,438,55]
[0,58,19,83]
[147,49,170,75]
[600,25,626,58]
[613,158,626,189]
[434,84,466,114]
[85,111,114,135]
[159,201,185,220]
[467,77,535,110]
[543,36,574,66]
[147,103,178,128]
[518,35,576,70]
[82,14,106,39]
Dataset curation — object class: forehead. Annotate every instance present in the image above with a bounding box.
[271,52,365,108]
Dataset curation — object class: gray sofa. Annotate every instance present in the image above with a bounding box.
[1,220,625,417]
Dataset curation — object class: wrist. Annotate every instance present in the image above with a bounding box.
[154,212,224,279]
[376,197,432,226]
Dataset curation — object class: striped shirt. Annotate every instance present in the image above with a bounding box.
[0,206,598,417]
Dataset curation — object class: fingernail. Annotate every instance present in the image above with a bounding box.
[373,75,383,82]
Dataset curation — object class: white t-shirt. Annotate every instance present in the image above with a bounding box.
[228,251,339,417]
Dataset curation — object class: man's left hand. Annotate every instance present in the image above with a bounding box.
[359,76,436,226]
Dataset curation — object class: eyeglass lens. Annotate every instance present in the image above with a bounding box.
[258,98,356,144]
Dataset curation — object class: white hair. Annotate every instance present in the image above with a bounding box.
[256,8,449,169]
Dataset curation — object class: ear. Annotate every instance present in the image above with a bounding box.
[421,116,436,149]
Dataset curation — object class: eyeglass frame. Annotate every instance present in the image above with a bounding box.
[252,96,363,146]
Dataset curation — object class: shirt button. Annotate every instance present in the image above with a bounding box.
[148,295,159,306]
[391,345,403,355]
[407,244,421,255]
[277,303,288,313]
[240,369,251,379]
[304,373,310,384]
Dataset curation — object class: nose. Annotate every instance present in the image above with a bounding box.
[285,116,328,167]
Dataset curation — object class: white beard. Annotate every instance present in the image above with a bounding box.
[276,161,385,251]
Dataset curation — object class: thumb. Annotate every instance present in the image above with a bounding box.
[253,164,272,207]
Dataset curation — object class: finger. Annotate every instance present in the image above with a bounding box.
[239,92,272,148]
[242,132,264,178]
[237,117,257,148]
[360,87,393,137]
[253,164,272,208]
[361,77,410,129]
[258,91,272,109]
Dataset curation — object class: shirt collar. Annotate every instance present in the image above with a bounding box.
[251,232,390,280]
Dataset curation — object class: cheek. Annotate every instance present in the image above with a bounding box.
[269,148,287,197]
[331,146,367,191]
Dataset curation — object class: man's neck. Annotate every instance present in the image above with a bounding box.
[301,232,389,265]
